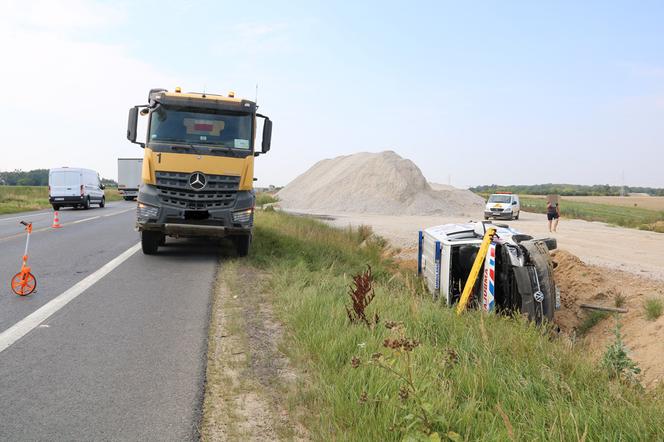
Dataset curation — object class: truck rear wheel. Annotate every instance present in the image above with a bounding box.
[83,196,90,210]
[141,231,162,255]
[234,235,251,257]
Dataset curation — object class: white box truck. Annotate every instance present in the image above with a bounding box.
[117,158,143,201]
[49,167,106,210]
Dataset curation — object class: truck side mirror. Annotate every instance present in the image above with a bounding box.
[127,106,145,147]
[261,118,272,154]
[512,201,517,205]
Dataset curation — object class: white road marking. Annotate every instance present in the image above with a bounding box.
[0,207,135,242]
[72,216,100,224]
[0,203,128,224]
[0,212,51,223]
[102,208,134,217]
[0,242,141,353]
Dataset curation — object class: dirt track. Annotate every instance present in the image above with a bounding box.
[317,210,664,281]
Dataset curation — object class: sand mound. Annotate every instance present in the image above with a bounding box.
[277,151,484,216]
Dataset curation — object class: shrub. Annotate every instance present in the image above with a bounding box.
[577,310,609,336]
[601,319,641,385]
[644,297,663,321]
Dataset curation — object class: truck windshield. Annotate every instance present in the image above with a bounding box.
[149,106,253,150]
[488,195,512,203]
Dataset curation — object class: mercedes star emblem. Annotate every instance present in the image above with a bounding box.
[189,172,207,191]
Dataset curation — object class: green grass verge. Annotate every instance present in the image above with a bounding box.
[248,210,664,440]
[255,192,279,206]
[0,186,123,214]
[521,197,664,232]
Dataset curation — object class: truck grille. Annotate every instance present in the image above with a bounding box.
[155,171,241,210]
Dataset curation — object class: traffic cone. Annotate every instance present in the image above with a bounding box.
[52,211,62,228]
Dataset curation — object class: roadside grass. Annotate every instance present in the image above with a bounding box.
[521,196,664,233]
[255,191,279,206]
[247,210,664,440]
[643,298,664,321]
[0,186,123,214]
[0,186,49,214]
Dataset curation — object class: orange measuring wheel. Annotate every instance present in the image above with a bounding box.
[11,221,37,296]
[11,271,37,296]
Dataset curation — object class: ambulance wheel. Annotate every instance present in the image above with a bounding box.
[521,240,556,324]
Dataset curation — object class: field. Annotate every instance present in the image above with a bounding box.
[560,195,664,211]
[0,186,123,215]
[203,209,664,440]
[520,196,664,232]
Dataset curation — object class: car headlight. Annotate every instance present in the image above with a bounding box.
[504,207,512,212]
[137,202,159,220]
[232,208,254,224]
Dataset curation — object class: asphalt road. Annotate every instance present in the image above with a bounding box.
[0,202,222,440]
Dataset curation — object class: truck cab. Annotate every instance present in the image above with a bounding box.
[126,87,272,255]
[484,193,520,220]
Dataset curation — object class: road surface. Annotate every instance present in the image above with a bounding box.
[0,202,221,440]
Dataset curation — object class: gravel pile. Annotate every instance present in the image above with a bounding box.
[277,151,484,216]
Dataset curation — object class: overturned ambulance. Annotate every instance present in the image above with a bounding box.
[418,222,559,324]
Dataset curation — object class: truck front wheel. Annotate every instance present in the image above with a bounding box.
[234,235,251,257]
[141,231,162,255]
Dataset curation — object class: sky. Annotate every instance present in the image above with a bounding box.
[1,0,663,188]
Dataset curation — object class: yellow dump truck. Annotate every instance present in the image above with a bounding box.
[126,87,273,255]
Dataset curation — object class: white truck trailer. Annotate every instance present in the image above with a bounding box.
[117,158,143,201]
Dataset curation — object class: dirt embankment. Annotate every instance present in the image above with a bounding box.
[552,250,664,388]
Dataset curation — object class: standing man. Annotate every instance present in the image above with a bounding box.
[547,199,560,232]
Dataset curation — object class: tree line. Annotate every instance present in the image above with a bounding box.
[470,183,664,196]
[0,169,117,187]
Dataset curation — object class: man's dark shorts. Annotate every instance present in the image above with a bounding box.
[547,212,559,221]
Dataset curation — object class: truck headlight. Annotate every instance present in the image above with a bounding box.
[232,208,253,224]
[137,202,159,220]
[504,207,512,212]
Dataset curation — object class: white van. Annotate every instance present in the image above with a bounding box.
[484,193,520,220]
[49,167,106,210]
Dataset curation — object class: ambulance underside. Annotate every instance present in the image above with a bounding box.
[419,223,558,324]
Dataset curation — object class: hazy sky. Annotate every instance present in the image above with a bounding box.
[1,0,663,188]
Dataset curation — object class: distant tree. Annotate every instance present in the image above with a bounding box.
[469,183,662,196]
